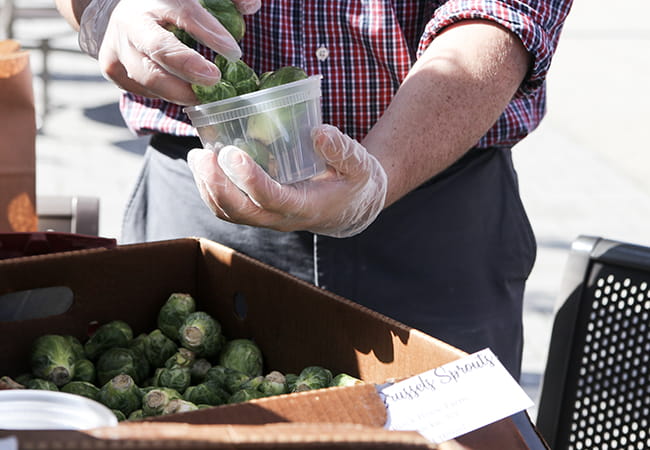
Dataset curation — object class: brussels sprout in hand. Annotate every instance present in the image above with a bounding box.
[97,374,141,417]
[84,320,133,360]
[222,59,259,95]
[258,66,308,90]
[218,338,263,377]
[199,0,246,42]
[179,312,224,358]
[30,334,79,387]
[192,80,238,104]
[157,293,196,341]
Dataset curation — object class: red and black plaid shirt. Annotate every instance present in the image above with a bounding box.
[120,0,573,148]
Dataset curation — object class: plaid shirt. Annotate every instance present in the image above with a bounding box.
[120,0,572,148]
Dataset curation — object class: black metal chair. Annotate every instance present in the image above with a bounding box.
[536,235,650,450]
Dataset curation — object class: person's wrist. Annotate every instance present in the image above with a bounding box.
[78,0,121,59]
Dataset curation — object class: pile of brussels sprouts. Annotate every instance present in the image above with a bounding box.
[0,293,362,422]
[172,0,309,105]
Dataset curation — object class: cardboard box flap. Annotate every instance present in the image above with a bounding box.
[4,423,437,449]
[148,383,386,427]
[196,238,467,382]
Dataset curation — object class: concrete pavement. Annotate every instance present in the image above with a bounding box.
[7,0,650,421]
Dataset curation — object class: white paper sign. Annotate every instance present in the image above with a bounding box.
[379,348,533,444]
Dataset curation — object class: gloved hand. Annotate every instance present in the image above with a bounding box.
[78,0,261,105]
[187,124,388,238]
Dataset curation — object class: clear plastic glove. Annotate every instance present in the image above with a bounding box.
[78,0,261,105]
[186,124,388,238]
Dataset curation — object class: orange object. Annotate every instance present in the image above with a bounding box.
[0,39,37,232]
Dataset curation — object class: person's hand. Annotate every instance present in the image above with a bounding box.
[186,124,388,238]
[78,0,261,105]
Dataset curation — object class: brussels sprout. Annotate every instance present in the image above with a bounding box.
[258,71,274,86]
[183,380,228,406]
[258,66,308,90]
[190,358,212,384]
[128,332,148,352]
[166,24,196,47]
[30,334,79,387]
[0,375,24,390]
[214,54,229,72]
[84,320,133,360]
[96,347,148,386]
[128,409,145,421]
[144,329,178,369]
[179,312,223,358]
[218,338,263,377]
[258,371,288,396]
[285,373,298,392]
[293,366,333,392]
[232,138,270,170]
[192,80,238,104]
[223,369,252,394]
[199,0,245,42]
[158,293,197,341]
[241,375,264,391]
[165,347,196,369]
[25,378,59,391]
[162,398,199,415]
[228,388,265,404]
[13,373,33,385]
[61,380,100,400]
[330,373,363,387]
[142,387,182,417]
[152,367,191,393]
[97,374,141,416]
[72,359,96,383]
[112,409,127,422]
[222,59,259,96]
[246,102,306,146]
[64,335,86,361]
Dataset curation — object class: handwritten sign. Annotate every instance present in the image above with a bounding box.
[379,348,533,444]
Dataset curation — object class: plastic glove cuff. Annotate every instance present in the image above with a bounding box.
[78,0,121,59]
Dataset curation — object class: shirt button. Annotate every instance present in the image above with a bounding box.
[315,46,329,61]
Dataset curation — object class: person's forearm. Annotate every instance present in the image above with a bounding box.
[363,20,531,207]
[55,0,92,31]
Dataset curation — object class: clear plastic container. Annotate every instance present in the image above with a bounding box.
[185,75,326,184]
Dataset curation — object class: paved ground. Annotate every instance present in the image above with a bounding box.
[7,0,650,421]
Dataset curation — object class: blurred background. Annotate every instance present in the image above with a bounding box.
[2,0,649,419]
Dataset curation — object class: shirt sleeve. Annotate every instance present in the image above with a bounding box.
[417,0,573,96]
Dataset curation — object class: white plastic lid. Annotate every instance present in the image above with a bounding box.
[0,390,118,430]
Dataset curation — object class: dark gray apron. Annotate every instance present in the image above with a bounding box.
[122,134,536,380]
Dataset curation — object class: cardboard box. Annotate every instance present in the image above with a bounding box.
[0,40,37,233]
[0,238,534,449]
